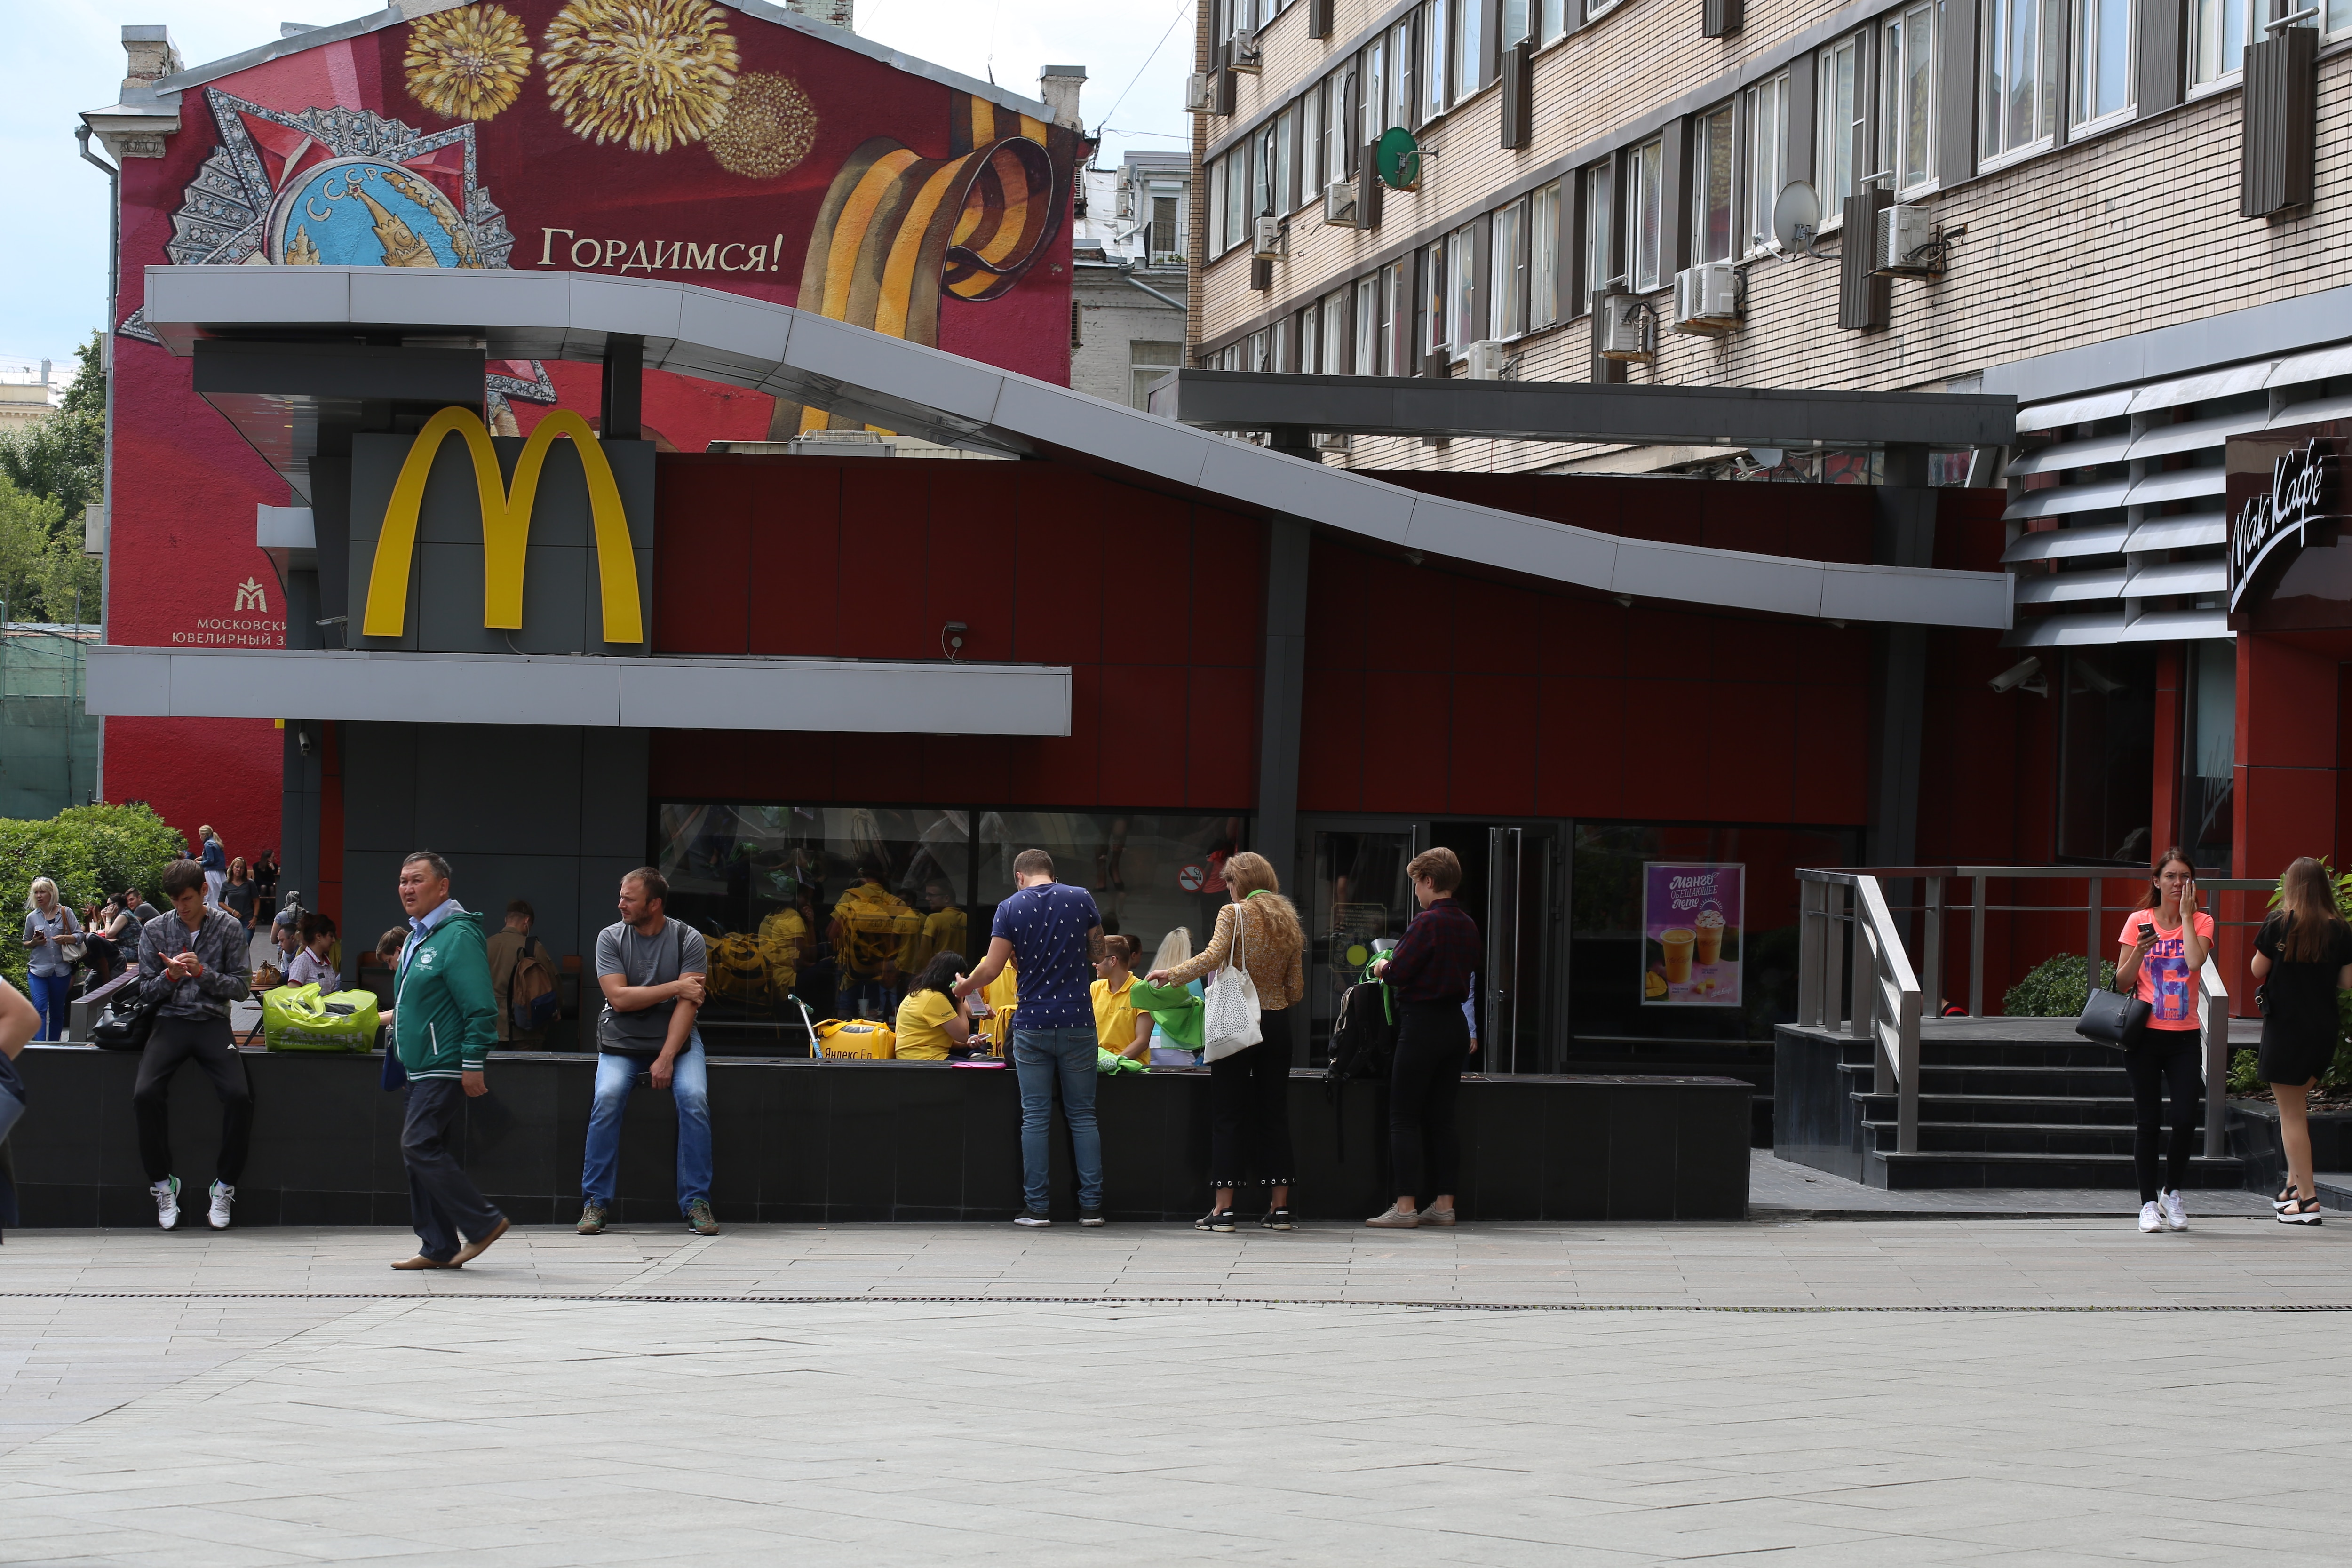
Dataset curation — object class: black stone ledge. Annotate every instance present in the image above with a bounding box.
[6,1046,1751,1227]
[1150,369,2018,450]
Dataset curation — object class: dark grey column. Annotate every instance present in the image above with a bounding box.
[1256,516,1310,1065]
[279,721,325,921]
[1869,444,1934,874]
[1265,427,1322,462]
[602,335,644,441]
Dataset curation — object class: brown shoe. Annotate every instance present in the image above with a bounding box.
[390,1254,460,1271]
[452,1216,510,1266]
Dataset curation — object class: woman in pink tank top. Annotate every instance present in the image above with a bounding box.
[2113,849,2215,1235]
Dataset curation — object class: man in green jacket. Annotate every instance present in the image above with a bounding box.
[389,850,509,1270]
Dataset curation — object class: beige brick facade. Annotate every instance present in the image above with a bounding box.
[1187,0,2352,475]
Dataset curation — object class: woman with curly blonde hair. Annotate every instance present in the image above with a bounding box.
[1150,850,1306,1231]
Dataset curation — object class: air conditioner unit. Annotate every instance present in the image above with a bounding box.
[1874,202,1942,277]
[1228,25,1262,72]
[1252,215,1285,261]
[1312,431,1353,453]
[1323,178,1359,228]
[1463,340,1510,379]
[1595,292,1653,361]
[1670,262,1742,334]
[1184,72,1218,114]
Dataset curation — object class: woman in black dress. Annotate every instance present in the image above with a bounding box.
[252,851,279,927]
[2250,856,2352,1225]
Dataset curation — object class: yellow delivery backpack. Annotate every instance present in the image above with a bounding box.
[706,932,770,1006]
[811,1018,897,1059]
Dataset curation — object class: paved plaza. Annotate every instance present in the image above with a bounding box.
[6,1211,2352,1565]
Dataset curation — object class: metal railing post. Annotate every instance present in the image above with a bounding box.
[1823,880,1847,1035]
[1969,874,1987,1017]
[1797,876,1822,1027]
[2201,956,2231,1159]
[2085,877,2102,999]
[1923,875,1944,1016]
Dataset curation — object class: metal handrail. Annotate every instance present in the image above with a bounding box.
[1799,864,2256,1163]
[1798,870,1923,1153]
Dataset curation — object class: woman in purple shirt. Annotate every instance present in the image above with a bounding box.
[1367,847,1482,1229]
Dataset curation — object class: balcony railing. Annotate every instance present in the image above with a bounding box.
[1796,865,2259,1161]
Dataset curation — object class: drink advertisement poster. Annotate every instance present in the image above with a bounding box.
[1642,864,1743,1007]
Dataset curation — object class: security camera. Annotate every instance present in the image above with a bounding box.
[1989,657,2047,696]
[2074,661,2126,697]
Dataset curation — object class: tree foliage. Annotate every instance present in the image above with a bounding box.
[0,335,106,517]
[0,803,191,990]
[0,473,99,624]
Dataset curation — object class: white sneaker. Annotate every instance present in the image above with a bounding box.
[151,1177,181,1231]
[2160,1189,2188,1232]
[2138,1200,2162,1233]
[207,1180,235,1230]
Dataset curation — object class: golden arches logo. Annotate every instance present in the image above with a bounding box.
[360,407,644,644]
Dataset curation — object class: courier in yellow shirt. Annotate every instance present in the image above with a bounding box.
[1090,936,1154,1061]
[894,951,974,1061]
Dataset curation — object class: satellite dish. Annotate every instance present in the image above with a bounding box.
[1375,126,1425,191]
[1771,181,1821,259]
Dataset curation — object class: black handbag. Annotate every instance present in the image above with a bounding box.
[2075,978,2152,1050]
[89,987,161,1052]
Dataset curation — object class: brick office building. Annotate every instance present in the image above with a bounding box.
[1184,0,2352,919]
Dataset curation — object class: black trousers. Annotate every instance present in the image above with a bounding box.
[2122,1028,2203,1203]
[1389,1002,1470,1201]
[402,1079,505,1263]
[133,1015,253,1186]
[1208,1011,1294,1192]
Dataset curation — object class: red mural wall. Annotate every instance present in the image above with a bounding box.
[104,2,1079,863]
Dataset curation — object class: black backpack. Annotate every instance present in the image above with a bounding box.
[1324,977,1396,1087]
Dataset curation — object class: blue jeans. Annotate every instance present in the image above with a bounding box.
[27,974,69,1042]
[1012,1025,1103,1214]
[582,1034,712,1213]
[834,974,900,1021]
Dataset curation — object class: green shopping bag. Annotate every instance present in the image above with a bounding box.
[263,983,381,1052]
[1097,1047,1146,1075]
[1127,978,1204,1051]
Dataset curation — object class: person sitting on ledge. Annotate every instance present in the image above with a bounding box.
[894,951,974,1061]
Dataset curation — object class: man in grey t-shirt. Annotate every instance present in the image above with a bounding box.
[579,868,715,1236]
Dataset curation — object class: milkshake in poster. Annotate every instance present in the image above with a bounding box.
[1642,864,1743,1007]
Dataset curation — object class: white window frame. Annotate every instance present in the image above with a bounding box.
[1423,243,1447,358]
[1383,258,1409,373]
[2331,0,2352,38]
[1691,102,1738,266]
[1363,35,1387,154]
[1883,2,1939,195]
[1208,159,1227,256]
[1817,36,1862,229]
[1586,0,1626,22]
[1298,304,1320,375]
[1980,0,2058,169]
[1581,161,1614,309]
[1445,223,1479,351]
[1391,19,1417,131]
[1492,199,1527,341]
[1454,0,1486,103]
[1530,181,1561,328]
[1504,0,1532,47]
[1425,0,1451,121]
[2072,0,2137,129]
[2188,0,2250,89]
[1539,0,1568,40]
[1276,106,1298,213]
[1355,276,1382,374]
[1628,136,1665,293]
[1742,73,1788,258]
[1320,289,1349,374]
[1128,340,1182,410]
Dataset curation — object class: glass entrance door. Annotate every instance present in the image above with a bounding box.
[1304,822,1417,1066]
[1486,826,1522,1074]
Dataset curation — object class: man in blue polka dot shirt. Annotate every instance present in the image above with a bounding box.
[956,848,1107,1226]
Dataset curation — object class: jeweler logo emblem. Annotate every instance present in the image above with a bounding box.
[233,577,269,613]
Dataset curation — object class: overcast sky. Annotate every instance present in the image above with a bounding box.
[3,0,1193,367]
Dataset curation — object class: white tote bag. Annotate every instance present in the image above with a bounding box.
[1200,903,1263,1062]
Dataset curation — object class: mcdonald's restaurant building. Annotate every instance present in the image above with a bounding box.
[76,6,2055,1200]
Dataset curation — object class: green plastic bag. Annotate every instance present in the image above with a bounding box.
[1127,978,1204,1050]
[1097,1047,1146,1075]
[263,983,381,1052]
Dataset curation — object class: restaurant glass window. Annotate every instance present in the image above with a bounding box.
[1304,825,1415,1065]
[1742,73,1788,255]
[2057,647,2157,863]
[654,803,977,1045]
[1529,181,1560,327]
[2180,641,2235,871]
[1691,103,1737,265]
[1568,823,1859,1046]
[978,814,1250,954]
[1627,137,1664,292]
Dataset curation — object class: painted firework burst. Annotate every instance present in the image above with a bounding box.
[708,72,818,179]
[540,0,739,154]
[404,4,532,122]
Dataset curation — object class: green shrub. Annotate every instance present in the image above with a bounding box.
[2002,952,2117,1018]
[2230,1048,2265,1095]
[0,803,191,990]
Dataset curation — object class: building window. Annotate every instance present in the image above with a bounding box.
[1275,107,1297,212]
[2057,647,2156,863]
[1355,276,1382,374]
[1454,0,1485,102]
[1248,328,1271,373]
[1391,18,1418,130]
[1691,103,1737,265]
[2074,0,2135,126]
[1817,36,1862,214]
[1743,74,1788,255]
[1423,241,1447,358]
[2190,0,2248,86]
[1425,0,1450,121]
[1254,124,1276,217]
[1335,58,1360,175]
[1363,35,1387,152]
[1530,180,1561,327]
[1588,0,1624,20]
[1207,159,1225,255]
[1581,160,1614,308]
[1444,223,1479,350]
[1297,304,1320,375]
[1628,136,1665,292]
[2180,641,2234,871]
[1491,199,1527,340]
[1883,3,1938,192]
[1982,0,2057,164]
[1383,257,1408,372]
[2332,0,2352,34]
[1148,193,1183,262]
[1224,149,1248,251]
[1270,316,1289,372]
[1320,289,1349,371]
[1306,80,1328,196]
[1505,0,1531,45]
[1541,0,1568,38]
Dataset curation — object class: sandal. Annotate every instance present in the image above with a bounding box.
[2275,1184,2300,1212]
[2279,1196,2325,1225]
